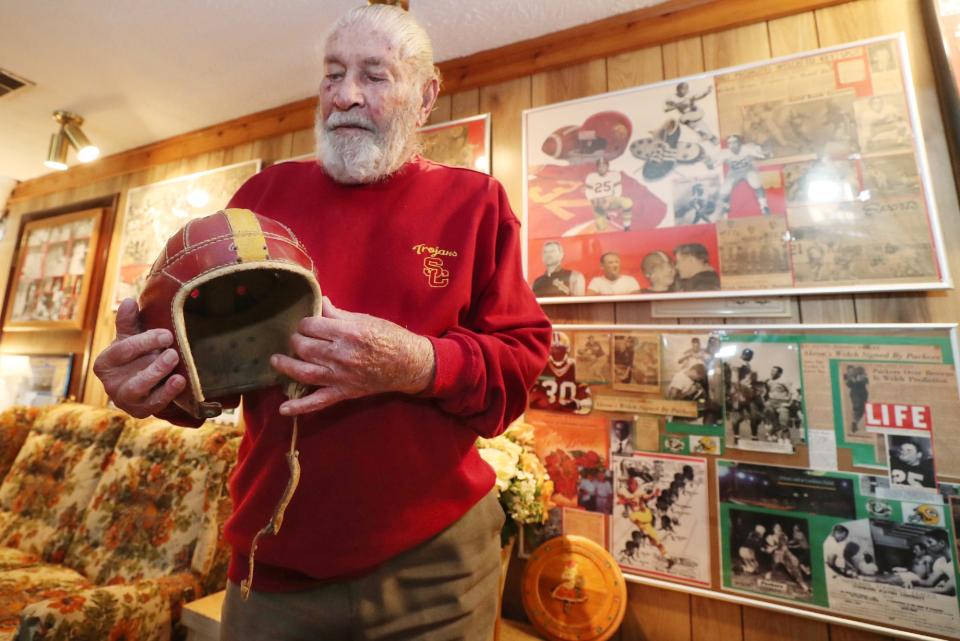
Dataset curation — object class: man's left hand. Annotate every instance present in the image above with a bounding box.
[271,296,435,416]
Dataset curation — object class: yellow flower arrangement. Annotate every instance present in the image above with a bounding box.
[476,419,555,544]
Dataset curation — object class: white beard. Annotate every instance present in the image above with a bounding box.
[315,94,421,184]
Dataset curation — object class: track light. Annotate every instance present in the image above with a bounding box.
[44,130,69,171]
[43,110,99,171]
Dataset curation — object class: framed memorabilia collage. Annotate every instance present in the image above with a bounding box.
[523,34,951,303]
[3,208,102,330]
[112,159,262,306]
[0,354,72,410]
[522,323,960,639]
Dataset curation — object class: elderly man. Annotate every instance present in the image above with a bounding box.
[92,5,550,640]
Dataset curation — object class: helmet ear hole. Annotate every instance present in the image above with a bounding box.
[184,270,316,399]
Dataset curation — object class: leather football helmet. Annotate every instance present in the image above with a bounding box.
[139,208,321,420]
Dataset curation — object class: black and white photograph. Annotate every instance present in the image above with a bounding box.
[612,332,661,394]
[862,153,920,197]
[612,453,710,585]
[661,333,723,426]
[784,156,859,206]
[716,216,792,290]
[854,94,913,153]
[721,340,804,452]
[842,364,871,435]
[574,332,611,384]
[739,95,860,160]
[824,518,960,636]
[727,508,813,600]
[610,418,638,456]
[887,434,938,491]
[672,175,720,225]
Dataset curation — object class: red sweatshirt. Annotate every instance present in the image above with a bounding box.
[220,157,551,590]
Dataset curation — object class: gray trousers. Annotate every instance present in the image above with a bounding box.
[220,491,504,641]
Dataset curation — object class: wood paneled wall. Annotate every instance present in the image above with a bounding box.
[1,1,956,639]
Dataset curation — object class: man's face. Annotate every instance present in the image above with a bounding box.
[317,25,427,182]
[648,258,676,290]
[613,422,630,440]
[542,243,562,268]
[770,367,781,379]
[601,254,621,279]
[921,535,944,553]
[898,442,921,465]
[728,137,742,153]
[833,528,848,542]
[675,253,697,278]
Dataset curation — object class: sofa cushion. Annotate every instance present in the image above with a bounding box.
[17,578,174,641]
[0,407,36,484]
[0,565,91,637]
[0,547,39,572]
[0,405,130,561]
[193,434,241,595]
[63,419,232,585]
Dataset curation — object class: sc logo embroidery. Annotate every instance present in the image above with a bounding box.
[423,257,450,288]
[412,243,456,288]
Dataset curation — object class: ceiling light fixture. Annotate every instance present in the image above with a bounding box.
[43,110,100,171]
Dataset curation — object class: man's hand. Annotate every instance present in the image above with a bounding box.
[271,297,435,416]
[92,298,186,418]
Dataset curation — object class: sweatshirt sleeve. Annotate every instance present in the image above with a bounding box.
[423,185,551,438]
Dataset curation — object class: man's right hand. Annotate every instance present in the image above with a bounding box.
[92,298,186,418]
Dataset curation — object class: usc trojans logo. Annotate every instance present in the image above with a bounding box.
[422,257,450,288]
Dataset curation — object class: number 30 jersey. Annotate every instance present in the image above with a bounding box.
[529,357,593,414]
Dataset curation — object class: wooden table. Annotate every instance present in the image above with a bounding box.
[181,590,545,641]
[182,590,225,641]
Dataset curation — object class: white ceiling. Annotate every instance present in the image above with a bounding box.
[0,0,666,184]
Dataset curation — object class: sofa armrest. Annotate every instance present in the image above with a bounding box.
[15,572,203,641]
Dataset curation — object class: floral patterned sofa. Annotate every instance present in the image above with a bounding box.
[0,403,240,641]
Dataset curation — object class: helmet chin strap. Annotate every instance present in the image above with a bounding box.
[240,381,306,601]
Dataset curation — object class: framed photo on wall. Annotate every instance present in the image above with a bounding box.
[3,208,102,330]
[418,113,491,173]
[112,159,261,307]
[522,34,950,303]
[0,353,73,410]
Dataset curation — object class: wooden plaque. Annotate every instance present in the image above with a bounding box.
[521,535,627,641]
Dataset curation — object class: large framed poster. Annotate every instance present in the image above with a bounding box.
[523,34,950,303]
[3,208,102,330]
[112,159,261,306]
[523,323,960,640]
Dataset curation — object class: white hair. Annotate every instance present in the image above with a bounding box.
[328,4,439,85]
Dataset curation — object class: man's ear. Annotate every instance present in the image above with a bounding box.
[418,77,440,127]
